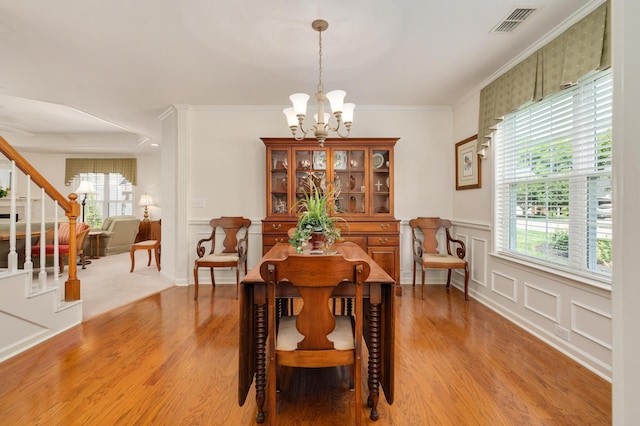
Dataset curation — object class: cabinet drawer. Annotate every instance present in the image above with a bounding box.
[262,221,296,234]
[367,236,400,246]
[263,236,290,246]
[336,221,399,234]
[340,236,367,250]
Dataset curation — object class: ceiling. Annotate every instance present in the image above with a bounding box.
[0,0,600,154]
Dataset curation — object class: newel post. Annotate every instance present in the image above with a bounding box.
[65,193,81,301]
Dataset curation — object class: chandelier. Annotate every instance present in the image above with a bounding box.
[283,19,354,147]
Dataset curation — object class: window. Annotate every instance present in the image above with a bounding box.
[494,69,612,280]
[73,173,133,228]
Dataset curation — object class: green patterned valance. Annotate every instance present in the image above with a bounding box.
[65,158,137,186]
[477,0,610,152]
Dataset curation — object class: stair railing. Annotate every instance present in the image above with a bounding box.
[0,135,82,301]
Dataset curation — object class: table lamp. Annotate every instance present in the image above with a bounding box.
[75,181,96,223]
[139,193,154,221]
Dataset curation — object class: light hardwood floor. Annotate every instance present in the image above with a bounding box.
[0,284,610,425]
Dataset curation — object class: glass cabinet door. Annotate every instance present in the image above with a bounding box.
[269,149,289,215]
[371,149,391,215]
[333,149,366,215]
[294,148,327,213]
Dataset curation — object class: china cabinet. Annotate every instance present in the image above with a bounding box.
[261,137,400,288]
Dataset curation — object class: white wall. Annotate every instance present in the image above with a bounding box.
[612,0,640,423]
[158,108,181,284]
[451,91,492,224]
[184,106,454,222]
[448,5,614,383]
[135,149,162,220]
[160,105,455,288]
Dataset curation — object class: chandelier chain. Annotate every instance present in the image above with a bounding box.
[317,28,323,93]
[283,19,353,146]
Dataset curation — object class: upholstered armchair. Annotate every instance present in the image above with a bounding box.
[98,215,140,256]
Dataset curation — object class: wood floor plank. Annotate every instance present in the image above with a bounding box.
[0,284,610,425]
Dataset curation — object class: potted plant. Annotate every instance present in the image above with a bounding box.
[289,175,346,252]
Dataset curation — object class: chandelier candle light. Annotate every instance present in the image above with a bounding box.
[283,19,354,147]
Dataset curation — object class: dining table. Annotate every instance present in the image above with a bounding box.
[238,241,395,423]
[0,230,40,241]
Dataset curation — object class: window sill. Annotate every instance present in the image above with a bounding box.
[490,251,612,292]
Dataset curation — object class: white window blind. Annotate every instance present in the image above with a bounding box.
[494,69,612,280]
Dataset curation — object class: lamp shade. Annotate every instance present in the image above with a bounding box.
[325,90,346,114]
[75,181,96,195]
[289,93,310,115]
[283,107,298,127]
[139,193,154,206]
[342,103,355,124]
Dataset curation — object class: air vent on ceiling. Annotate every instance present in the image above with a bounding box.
[491,8,538,33]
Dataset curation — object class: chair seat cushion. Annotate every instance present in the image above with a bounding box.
[197,253,239,263]
[32,244,70,255]
[276,315,354,351]
[133,240,158,247]
[422,253,466,267]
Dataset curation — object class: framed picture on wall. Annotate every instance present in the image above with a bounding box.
[455,135,481,190]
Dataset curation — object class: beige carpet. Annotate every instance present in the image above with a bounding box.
[59,252,174,320]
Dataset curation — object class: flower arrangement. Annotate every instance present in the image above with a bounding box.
[289,175,346,252]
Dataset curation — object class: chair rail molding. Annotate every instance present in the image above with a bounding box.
[451,219,491,232]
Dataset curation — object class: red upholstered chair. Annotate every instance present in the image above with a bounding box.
[409,217,470,300]
[31,222,91,273]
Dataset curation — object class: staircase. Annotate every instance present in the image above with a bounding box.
[0,269,82,362]
[0,135,84,362]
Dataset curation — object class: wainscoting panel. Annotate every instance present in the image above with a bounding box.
[453,232,468,280]
[491,270,518,303]
[471,237,487,287]
[571,300,613,352]
[524,282,560,323]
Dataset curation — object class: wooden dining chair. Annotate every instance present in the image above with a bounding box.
[409,217,470,300]
[260,254,370,426]
[193,216,251,300]
[129,219,161,272]
[31,222,91,273]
